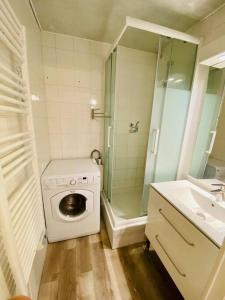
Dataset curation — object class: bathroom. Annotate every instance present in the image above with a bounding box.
[0,0,225,299]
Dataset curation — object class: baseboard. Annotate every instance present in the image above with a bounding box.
[28,234,47,300]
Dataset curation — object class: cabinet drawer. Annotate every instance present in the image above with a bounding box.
[145,187,219,300]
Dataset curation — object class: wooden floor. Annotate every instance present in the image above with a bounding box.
[38,221,183,300]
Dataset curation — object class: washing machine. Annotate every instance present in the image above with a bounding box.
[41,159,100,242]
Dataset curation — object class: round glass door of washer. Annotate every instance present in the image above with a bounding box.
[59,193,87,217]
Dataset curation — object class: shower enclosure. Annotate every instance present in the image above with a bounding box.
[103,18,199,222]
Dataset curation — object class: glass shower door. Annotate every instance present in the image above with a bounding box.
[103,50,116,201]
[141,37,197,214]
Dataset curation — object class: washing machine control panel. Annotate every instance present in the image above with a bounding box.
[70,179,76,185]
[45,175,94,188]
[68,177,88,185]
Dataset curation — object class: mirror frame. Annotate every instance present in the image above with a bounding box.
[178,39,225,183]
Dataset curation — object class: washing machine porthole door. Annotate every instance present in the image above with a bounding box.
[59,193,87,217]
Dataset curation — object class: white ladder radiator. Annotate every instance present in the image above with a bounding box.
[0,0,45,296]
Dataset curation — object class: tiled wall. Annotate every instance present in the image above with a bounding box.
[112,46,157,191]
[9,0,50,175]
[42,31,110,159]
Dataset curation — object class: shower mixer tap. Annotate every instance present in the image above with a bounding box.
[129,121,139,133]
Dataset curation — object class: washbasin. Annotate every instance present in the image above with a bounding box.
[169,187,225,230]
[151,180,225,247]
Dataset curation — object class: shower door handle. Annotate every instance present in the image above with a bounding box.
[206,130,216,154]
[152,128,160,155]
[107,126,112,148]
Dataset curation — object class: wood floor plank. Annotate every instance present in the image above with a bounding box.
[38,221,183,300]
[89,233,101,244]
[107,249,132,300]
[63,238,77,250]
[90,241,113,300]
[41,242,65,283]
[38,280,58,300]
[77,236,92,274]
[118,244,183,300]
[78,271,96,300]
[57,248,77,300]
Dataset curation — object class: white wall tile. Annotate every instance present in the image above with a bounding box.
[61,117,77,134]
[55,34,74,50]
[42,47,57,66]
[44,66,58,84]
[56,49,76,68]
[49,134,62,158]
[57,68,76,85]
[74,37,90,53]
[47,102,62,118]
[74,87,91,104]
[42,31,56,48]
[42,31,108,160]
[113,46,157,189]
[48,117,61,134]
[45,84,59,102]
[58,86,76,103]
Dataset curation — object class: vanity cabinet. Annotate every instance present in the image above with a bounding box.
[145,187,219,300]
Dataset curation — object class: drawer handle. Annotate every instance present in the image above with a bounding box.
[155,234,186,278]
[159,209,194,247]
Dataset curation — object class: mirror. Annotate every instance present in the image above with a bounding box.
[189,66,225,180]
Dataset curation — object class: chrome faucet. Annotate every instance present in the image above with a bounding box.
[129,121,139,133]
[210,183,225,201]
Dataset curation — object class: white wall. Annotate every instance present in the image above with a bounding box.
[9,0,50,174]
[188,6,225,47]
[42,31,110,159]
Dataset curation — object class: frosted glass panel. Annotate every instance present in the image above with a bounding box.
[141,37,197,214]
[103,51,116,201]
[154,39,197,183]
[103,56,112,197]
[154,88,191,182]
[110,44,157,218]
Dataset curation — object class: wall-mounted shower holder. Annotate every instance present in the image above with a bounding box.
[91,108,111,119]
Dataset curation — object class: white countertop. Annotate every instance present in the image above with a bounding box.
[151,180,225,247]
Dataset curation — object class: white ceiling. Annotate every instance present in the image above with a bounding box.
[33,0,225,43]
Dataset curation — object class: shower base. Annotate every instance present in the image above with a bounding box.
[101,192,147,249]
[110,187,143,219]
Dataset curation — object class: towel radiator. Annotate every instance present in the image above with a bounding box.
[0,0,45,296]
